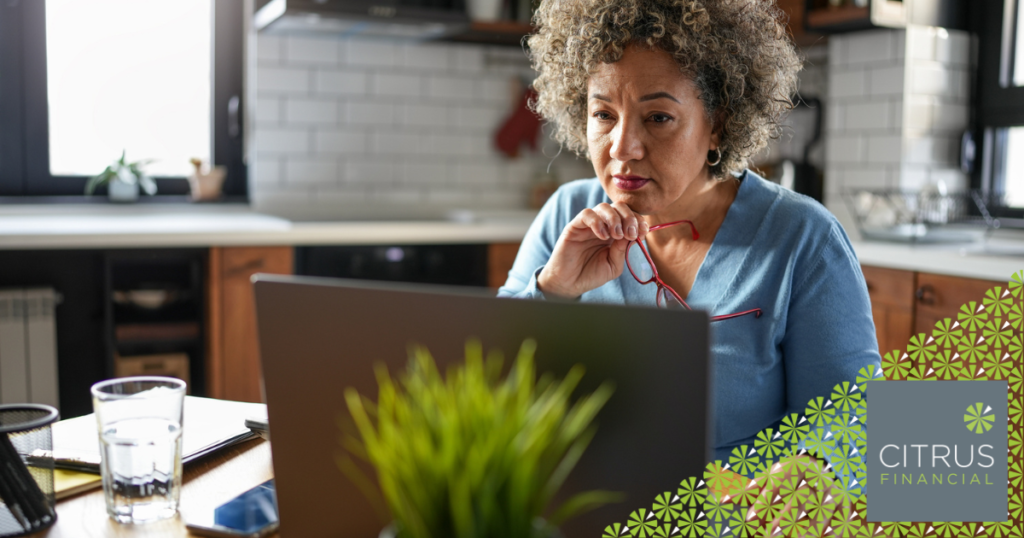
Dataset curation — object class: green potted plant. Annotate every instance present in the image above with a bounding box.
[85,150,156,202]
[339,339,621,538]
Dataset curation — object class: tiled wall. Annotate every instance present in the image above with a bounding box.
[824,26,972,236]
[249,35,592,218]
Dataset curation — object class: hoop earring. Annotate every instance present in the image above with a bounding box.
[706,147,722,167]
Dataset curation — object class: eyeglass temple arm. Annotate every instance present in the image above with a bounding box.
[710,308,763,322]
[648,219,700,241]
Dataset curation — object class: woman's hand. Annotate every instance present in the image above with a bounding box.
[537,202,649,299]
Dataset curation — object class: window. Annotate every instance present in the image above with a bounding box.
[0,0,245,198]
[972,0,1024,225]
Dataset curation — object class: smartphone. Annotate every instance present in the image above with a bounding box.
[185,479,279,538]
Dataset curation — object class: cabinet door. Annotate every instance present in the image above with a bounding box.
[488,243,520,289]
[208,246,293,402]
[913,273,1003,336]
[861,265,915,356]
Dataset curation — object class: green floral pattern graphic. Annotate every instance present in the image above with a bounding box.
[965,402,996,434]
[602,271,1023,537]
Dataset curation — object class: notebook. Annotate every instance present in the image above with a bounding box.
[46,396,266,473]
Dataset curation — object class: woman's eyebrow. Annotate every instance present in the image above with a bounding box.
[590,93,611,102]
[638,92,680,103]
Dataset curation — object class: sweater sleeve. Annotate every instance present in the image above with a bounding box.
[781,223,881,417]
[496,185,572,299]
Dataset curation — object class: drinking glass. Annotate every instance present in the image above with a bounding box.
[91,376,186,524]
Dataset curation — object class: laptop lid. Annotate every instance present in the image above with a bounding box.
[254,275,711,538]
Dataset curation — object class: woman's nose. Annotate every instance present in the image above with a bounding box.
[608,117,645,162]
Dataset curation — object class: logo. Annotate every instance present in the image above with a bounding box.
[868,381,1008,522]
[964,402,995,434]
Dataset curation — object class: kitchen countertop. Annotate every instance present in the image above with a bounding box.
[0,205,536,249]
[1,204,1022,282]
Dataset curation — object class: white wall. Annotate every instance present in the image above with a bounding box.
[248,35,592,219]
[824,26,972,236]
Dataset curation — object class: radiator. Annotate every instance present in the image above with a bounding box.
[0,289,59,408]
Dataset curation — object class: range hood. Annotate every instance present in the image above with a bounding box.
[254,0,470,41]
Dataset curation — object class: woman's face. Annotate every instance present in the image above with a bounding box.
[587,44,719,216]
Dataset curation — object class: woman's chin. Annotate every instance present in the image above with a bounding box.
[608,190,662,215]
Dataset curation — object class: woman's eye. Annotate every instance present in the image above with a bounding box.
[592,111,613,120]
[648,113,673,123]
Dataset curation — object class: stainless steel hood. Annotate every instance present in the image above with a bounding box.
[254,0,470,40]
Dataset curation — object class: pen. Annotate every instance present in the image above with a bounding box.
[0,444,33,530]
[0,433,52,528]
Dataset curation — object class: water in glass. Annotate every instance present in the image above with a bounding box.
[100,417,182,523]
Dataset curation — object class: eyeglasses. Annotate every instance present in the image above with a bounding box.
[625,219,763,322]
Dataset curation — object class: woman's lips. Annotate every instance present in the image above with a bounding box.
[613,175,651,191]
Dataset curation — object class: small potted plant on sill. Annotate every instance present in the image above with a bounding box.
[339,339,621,538]
[85,150,156,202]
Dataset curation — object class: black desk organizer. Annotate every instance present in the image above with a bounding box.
[0,404,58,537]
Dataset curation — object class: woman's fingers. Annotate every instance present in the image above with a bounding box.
[609,202,641,241]
[592,204,625,240]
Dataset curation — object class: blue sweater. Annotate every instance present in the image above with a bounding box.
[498,171,881,462]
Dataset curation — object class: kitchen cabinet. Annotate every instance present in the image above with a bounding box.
[207,246,293,403]
[860,265,1002,356]
[862,265,916,356]
[912,272,1004,337]
[488,242,521,289]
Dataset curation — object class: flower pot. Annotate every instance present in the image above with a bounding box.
[107,178,139,203]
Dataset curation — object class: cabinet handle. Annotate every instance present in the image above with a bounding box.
[915,284,936,306]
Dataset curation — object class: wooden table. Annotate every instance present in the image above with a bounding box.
[31,438,275,538]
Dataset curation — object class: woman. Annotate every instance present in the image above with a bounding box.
[499,0,881,464]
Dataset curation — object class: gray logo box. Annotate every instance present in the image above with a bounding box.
[868,381,1008,522]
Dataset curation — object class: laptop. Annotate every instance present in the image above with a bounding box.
[253,274,711,538]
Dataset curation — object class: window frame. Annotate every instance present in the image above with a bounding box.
[972,0,1024,224]
[0,0,247,200]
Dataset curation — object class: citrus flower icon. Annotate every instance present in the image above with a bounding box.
[964,402,995,434]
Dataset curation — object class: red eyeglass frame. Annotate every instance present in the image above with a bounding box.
[625,219,763,322]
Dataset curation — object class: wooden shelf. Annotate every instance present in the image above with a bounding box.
[445,21,534,47]
[806,6,871,30]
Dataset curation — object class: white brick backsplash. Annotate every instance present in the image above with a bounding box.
[312,188,370,205]
[897,165,930,191]
[400,104,449,127]
[906,97,934,131]
[830,69,866,98]
[908,26,935,61]
[928,167,967,191]
[346,160,395,184]
[933,103,968,131]
[374,189,423,205]
[255,97,281,125]
[843,167,890,190]
[867,135,903,164]
[911,64,956,96]
[258,67,310,94]
[345,101,397,125]
[400,162,450,185]
[935,30,970,66]
[315,129,367,154]
[256,128,310,154]
[827,103,844,132]
[286,159,339,184]
[455,106,503,130]
[371,72,423,97]
[423,134,474,157]
[451,47,484,73]
[904,136,955,165]
[427,75,477,101]
[426,189,474,205]
[891,101,903,129]
[253,156,282,187]
[845,102,892,130]
[345,39,398,67]
[826,135,865,163]
[478,78,510,104]
[400,44,451,70]
[286,98,339,124]
[257,35,282,64]
[285,36,340,65]
[455,163,501,185]
[371,131,422,155]
[869,66,904,96]
[828,35,846,67]
[845,30,894,65]
[316,70,368,95]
